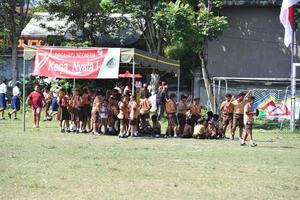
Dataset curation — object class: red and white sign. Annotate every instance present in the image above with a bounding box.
[33,47,120,79]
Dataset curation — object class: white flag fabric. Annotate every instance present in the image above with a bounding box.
[280,0,299,47]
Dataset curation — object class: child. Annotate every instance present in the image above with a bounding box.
[99,99,109,134]
[26,85,45,128]
[190,97,201,127]
[57,88,70,132]
[91,90,102,135]
[193,119,206,139]
[206,121,217,139]
[118,96,129,138]
[81,87,91,133]
[212,114,224,139]
[139,93,152,130]
[206,111,214,127]
[220,93,234,138]
[241,96,257,147]
[177,94,188,136]
[43,87,52,121]
[151,114,161,137]
[8,82,21,120]
[181,119,193,138]
[70,88,83,133]
[127,94,139,137]
[165,93,178,137]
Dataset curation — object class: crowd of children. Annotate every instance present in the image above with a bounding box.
[2,79,258,147]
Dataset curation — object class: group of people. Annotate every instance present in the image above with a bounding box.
[0,78,258,146]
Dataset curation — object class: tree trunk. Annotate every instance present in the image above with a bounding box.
[11,35,18,82]
[199,52,215,112]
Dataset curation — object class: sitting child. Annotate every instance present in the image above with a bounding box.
[212,114,224,139]
[193,119,206,139]
[206,121,217,139]
[206,111,214,128]
[151,115,161,137]
[181,119,193,138]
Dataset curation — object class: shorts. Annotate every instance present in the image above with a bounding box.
[32,106,42,114]
[129,118,138,125]
[232,113,244,130]
[51,97,58,111]
[71,107,84,121]
[190,114,200,126]
[222,113,233,126]
[120,118,128,126]
[11,96,20,111]
[245,123,253,135]
[57,106,71,121]
[167,113,178,130]
[0,93,6,109]
[177,113,186,126]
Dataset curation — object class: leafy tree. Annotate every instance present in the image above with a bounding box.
[154,0,228,110]
[0,0,32,82]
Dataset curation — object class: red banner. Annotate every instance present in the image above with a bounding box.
[33,47,120,79]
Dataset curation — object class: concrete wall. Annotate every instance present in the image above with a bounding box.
[207,6,300,79]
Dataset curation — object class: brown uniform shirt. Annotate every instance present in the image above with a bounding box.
[165,99,176,114]
[232,100,246,114]
[140,98,152,114]
[244,102,255,125]
[220,100,234,114]
[178,100,188,114]
[190,103,201,115]
[129,100,139,119]
[193,124,206,136]
[118,101,129,119]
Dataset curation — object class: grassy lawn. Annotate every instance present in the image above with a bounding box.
[0,112,300,200]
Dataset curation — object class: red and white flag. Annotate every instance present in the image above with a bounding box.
[280,0,299,47]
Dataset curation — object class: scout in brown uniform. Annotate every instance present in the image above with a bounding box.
[165,93,178,137]
[231,92,249,140]
[206,121,217,139]
[241,96,257,147]
[193,119,206,139]
[81,87,91,133]
[91,90,103,135]
[220,93,234,138]
[139,93,152,130]
[118,96,129,138]
[190,98,201,127]
[177,94,188,136]
[127,94,139,137]
[70,88,83,133]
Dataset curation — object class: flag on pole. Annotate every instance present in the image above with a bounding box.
[280,0,299,47]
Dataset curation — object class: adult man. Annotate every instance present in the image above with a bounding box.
[231,92,249,140]
[0,79,8,119]
[165,93,178,137]
[220,93,234,138]
[177,94,188,136]
[8,82,21,119]
[240,96,257,147]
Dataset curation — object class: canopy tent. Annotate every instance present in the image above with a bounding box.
[22,46,180,132]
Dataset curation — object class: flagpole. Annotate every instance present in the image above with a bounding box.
[290,6,296,132]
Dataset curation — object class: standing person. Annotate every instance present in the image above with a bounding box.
[90,90,102,135]
[70,88,82,133]
[165,93,178,137]
[149,91,157,113]
[231,92,249,140]
[49,85,60,120]
[140,83,150,99]
[118,95,129,138]
[57,88,70,132]
[8,81,21,120]
[99,99,109,134]
[151,114,161,137]
[127,94,139,137]
[0,79,8,119]
[26,85,45,128]
[177,94,188,136]
[139,93,152,130]
[190,98,202,128]
[43,87,52,121]
[220,93,234,138]
[156,85,167,120]
[241,96,257,147]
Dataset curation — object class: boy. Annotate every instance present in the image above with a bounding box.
[241,96,257,147]
[231,91,250,140]
[177,94,188,136]
[165,93,178,137]
[139,93,152,130]
[220,93,234,138]
[212,114,223,138]
[26,85,45,128]
[43,87,52,121]
[193,119,206,139]
[190,98,201,127]
[181,119,193,138]
[206,121,217,139]
[57,88,70,132]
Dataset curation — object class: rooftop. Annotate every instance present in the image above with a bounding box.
[223,0,281,6]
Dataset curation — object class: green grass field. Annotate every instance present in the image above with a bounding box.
[0,112,300,200]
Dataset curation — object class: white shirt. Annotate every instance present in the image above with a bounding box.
[149,93,157,112]
[0,83,7,94]
[13,86,20,96]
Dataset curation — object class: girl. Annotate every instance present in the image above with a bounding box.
[91,91,103,135]
[57,88,70,132]
[99,99,109,134]
[8,82,21,120]
[127,94,139,137]
[118,96,129,138]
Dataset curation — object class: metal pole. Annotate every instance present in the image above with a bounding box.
[73,78,76,94]
[218,79,221,105]
[22,57,26,132]
[132,58,135,95]
[290,11,296,131]
[177,69,180,112]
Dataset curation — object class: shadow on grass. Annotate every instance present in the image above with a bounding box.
[258,145,297,149]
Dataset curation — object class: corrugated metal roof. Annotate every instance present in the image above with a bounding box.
[224,0,281,6]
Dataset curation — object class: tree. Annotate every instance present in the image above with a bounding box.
[154,0,228,110]
[0,0,31,82]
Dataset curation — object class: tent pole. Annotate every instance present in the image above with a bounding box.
[132,58,135,95]
[22,56,26,133]
[73,78,76,93]
[177,69,180,102]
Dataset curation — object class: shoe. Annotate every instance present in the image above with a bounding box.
[60,129,65,133]
[231,135,234,140]
[240,142,246,146]
[8,113,11,119]
[48,116,53,121]
[250,143,257,147]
